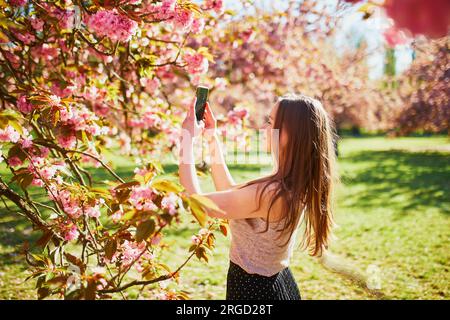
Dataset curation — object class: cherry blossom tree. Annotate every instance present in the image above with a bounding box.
[0,0,235,300]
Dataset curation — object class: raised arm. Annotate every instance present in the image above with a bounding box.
[203,103,236,191]
[178,99,263,220]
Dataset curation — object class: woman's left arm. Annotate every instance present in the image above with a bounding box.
[178,98,263,220]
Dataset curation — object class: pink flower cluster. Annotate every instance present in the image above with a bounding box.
[173,7,194,30]
[30,18,44,32]
[15,31,35,45]
[28,161,64,183]
[204,0,224,15]
[2,50,20,68]
[111,209,124,223]
[191,18,205,34]
[191,228,209,244]
[57,134,77,149]
[7,134,37,167]
[48,185,102,219]
[17,95,33,114]
[86,9,138,42]
[128,110,162,129]
[119,240,154,270]
[39,3,75,30]
[56,105,108,149]
[129,185,158,211]
[183,52,209,74]
[7,156,22,167]
[9,0,27,7]
[139,77,161,93]
[62,222,79,242]
[161,192,179,215]
[142,0,176,20]
[31,44,59,61]
[0,125,20,143]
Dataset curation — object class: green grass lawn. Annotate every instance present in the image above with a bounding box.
[0,136,449,299]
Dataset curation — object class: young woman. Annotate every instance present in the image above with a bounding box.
[178,93,337,300]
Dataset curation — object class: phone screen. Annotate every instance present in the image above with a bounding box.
[195,86,209,123]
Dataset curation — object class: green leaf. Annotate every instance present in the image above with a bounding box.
[187,197,207,227]
[121,210,135,221]
[7,120,23,135]
[150,177,183,193]
[0,109,21,121]
[114,181,140,190]
[195,246,209,263]
[11,171,35,190]
[190,194,225,213]
[104,239,117,260]
[45,272,55,282]
[220,223,229,237]
[84,279,97,300]
[135,219,155,242]
[64,252,85,275]
[37,287,50,300]
[36,230,53,248]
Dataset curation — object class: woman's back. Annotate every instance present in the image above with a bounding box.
[229,212,302,277]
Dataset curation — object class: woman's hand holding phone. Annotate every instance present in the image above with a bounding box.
[203,102,217,143]
[181,97,204,140]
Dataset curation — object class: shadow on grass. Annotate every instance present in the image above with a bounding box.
[0,210,38,267]
[340,150,450,214]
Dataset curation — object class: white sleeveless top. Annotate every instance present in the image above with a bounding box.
[229,213,302,277]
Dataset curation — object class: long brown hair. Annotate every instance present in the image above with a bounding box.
[238,93,337,257]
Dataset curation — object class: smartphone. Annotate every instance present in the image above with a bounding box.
[194,86,209,123]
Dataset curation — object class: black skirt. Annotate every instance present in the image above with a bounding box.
[226,261,301,300]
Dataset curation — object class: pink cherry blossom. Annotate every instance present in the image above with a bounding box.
[30,18,44,32]
[9,0,27,7]
[31,43,59,61]
[85,205,101,219]
[48,95,61,107]
[48,186,83,219]
[96,278,108,291]
[151,234,162,245]
[183,52,209,74]
[173,7,193,30]
[134,166,153,177]
[111,209,124,223]
[3,50,21,68]
[191,18,205,34]
[227,107,249,125]
[140,77,161,92]
[0,125,20,143]
[17,95,33,114]
[129,185,158,211]
[120,240,146,266]
[39,166,58,180]
[31,178,44,187]
[20,136,33,148]
[86,9,138,42]
[15,32,35,45]
[191,235,201,245]
[205,0,224,15]
[63,222,80,241]
[57,134,77,149]
[7,156,22,167]
[161,192,179,215]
